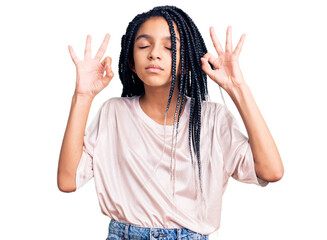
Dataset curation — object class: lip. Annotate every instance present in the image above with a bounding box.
[145,64,163,72]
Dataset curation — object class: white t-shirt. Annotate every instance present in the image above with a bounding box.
[75,95,269,235]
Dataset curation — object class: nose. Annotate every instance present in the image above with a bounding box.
[148,45,161,60]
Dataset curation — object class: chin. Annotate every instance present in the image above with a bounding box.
[141,77,172,88]
[144,82,172,88]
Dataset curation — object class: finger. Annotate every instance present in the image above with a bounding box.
[84,34,92,59]
[233,33,246,57]
[209,27,224,55]
[95,33,110,61]
[104,64,114,83]
[68,45,81,65]
[101,56,112,68]
[201,57,216,80]
[226,26,232,53]
[203,52,221,69]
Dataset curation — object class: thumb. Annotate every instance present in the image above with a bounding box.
[201,57,215,80]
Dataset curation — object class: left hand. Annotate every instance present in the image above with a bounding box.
[201,26,246,93]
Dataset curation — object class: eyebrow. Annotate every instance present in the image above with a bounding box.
[135,34,180,43]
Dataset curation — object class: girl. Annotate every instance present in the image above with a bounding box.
[57,5,283,239]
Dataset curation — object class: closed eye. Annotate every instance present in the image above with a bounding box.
[138,46,172,50]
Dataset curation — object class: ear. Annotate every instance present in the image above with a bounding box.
[128,57,136,72]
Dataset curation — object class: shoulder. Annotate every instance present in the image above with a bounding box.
[100,96,138,113]
[201,100,226,116]
[200,100,237,128]
[102,96,137,107]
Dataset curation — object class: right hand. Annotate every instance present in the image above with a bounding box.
[68,33,114,99]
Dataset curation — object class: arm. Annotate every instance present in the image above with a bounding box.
[57,94,93,192]
[227,83,284,182]
[201,26,284,182]
[58,33,113,192]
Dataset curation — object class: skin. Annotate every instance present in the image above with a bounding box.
[132,17,284,182]
[201,26,284,182]
[62,19,284,191]
[132,17,184,126]
[59,34,114,192]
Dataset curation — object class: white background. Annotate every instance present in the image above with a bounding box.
[1,0,326,239]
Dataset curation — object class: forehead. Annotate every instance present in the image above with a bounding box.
[135,16,180,41]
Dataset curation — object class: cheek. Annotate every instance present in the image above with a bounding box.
[133,53,143,69]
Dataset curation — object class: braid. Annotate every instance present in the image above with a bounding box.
[118,5,210,212]
[160,11,180,194]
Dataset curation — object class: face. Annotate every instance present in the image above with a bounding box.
[132,16,181,88]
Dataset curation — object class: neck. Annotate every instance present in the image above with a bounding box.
[139,83,187,125]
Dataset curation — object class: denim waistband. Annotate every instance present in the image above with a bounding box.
[107,219,209,240]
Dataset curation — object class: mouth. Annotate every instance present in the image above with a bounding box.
[145,65,163,73]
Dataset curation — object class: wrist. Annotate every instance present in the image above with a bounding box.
[72,93,94,104]
[73,91,95,101]
[227,82,250,105]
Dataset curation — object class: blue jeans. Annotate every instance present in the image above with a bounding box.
[106,219,209,240]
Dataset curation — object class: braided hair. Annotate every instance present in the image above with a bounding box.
[118,5,210,214]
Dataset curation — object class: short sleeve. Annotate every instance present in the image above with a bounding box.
[215,104,269,187]
[75,102,104,190]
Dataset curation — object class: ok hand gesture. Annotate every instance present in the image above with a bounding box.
[201,26,246,94]
[68,33,114,99]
